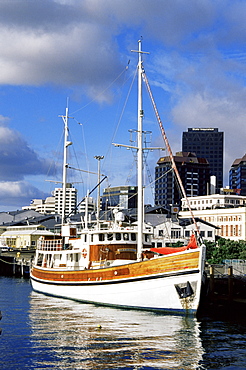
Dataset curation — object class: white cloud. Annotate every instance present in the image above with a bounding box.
[0,181,48,208]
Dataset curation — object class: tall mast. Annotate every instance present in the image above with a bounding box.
[114,40,149,258]
[130,40,149,259]
[60,106,72,225]
[137,40,144,259]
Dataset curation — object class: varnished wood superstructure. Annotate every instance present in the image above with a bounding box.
[31,249,200,283]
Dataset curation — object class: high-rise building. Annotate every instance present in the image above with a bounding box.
[53,183,77,217]
[155,152,210,210]
[182,128,224,192]
[22,184,78,217]
[229,154,246,195]
[101,186,137,211]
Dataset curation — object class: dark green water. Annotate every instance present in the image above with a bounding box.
[0,277,245,369]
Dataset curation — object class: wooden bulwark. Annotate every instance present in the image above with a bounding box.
[31,250,200,283]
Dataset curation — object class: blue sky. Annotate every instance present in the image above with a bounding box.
[0,0,246,211]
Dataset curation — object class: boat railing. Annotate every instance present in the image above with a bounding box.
[37,239,63,251]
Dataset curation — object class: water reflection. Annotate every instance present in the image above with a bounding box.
[28,292,204,369]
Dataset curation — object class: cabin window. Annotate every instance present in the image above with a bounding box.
[91,234,93,242]
[107,233,113,241]
[131,233,136,241]
[158,230,163,236]
[145,234,150,242]
[157,242,162,248]
[185,230,190,237]
[84,234,87,242]
[123,233,129,241]
[207,231,212,238]
[75,253,79,262]
[151,242,155,248]
[116,233,121,241]
[200,231,205,237]
[99,234,105,242]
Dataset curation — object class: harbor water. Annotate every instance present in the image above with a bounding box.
[0,277,245,369]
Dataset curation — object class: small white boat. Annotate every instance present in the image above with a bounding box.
[30,40,206,315]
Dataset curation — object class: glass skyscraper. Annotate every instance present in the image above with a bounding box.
[182,128,224,192]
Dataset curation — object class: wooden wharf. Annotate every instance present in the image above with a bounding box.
[0,250,34,278]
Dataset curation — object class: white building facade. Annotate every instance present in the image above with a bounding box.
[180,194,246,241]
[54,184,77,217]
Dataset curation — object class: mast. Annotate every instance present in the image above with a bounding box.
[137,40,144,259]
[60,106,72,225]
[131,40,149,259]
[114,40,149,258]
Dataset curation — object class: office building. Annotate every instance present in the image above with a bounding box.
[101,186,137,211]
[229,154,246,196]
[53,183,77,217]
[182,128,224,192]
[155,152,210,210]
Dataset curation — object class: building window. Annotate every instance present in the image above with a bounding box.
[207,231,212,238]
[171,229,181,238]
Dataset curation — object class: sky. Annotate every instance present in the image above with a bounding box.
[0,0,246,211]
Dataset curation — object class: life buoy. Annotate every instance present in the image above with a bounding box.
[82,248,87,258]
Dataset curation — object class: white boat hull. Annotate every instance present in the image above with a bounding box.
[31,247,206,315]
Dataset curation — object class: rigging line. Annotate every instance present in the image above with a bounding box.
[109,66,138,145]
[146,167,173,189]
[67,165,105,177]
[67,131,84,186]
[45,126,65,191]
[103,188,138,216]
[70,65,130,116]
[104,65,138,170]
[142,70,201,238]
[65,175,107,221]
[103,66,137,184]
[73,119,91,190]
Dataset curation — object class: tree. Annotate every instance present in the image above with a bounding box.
[204,238,246,264]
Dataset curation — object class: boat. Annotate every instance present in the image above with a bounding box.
[30,40,206,315]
